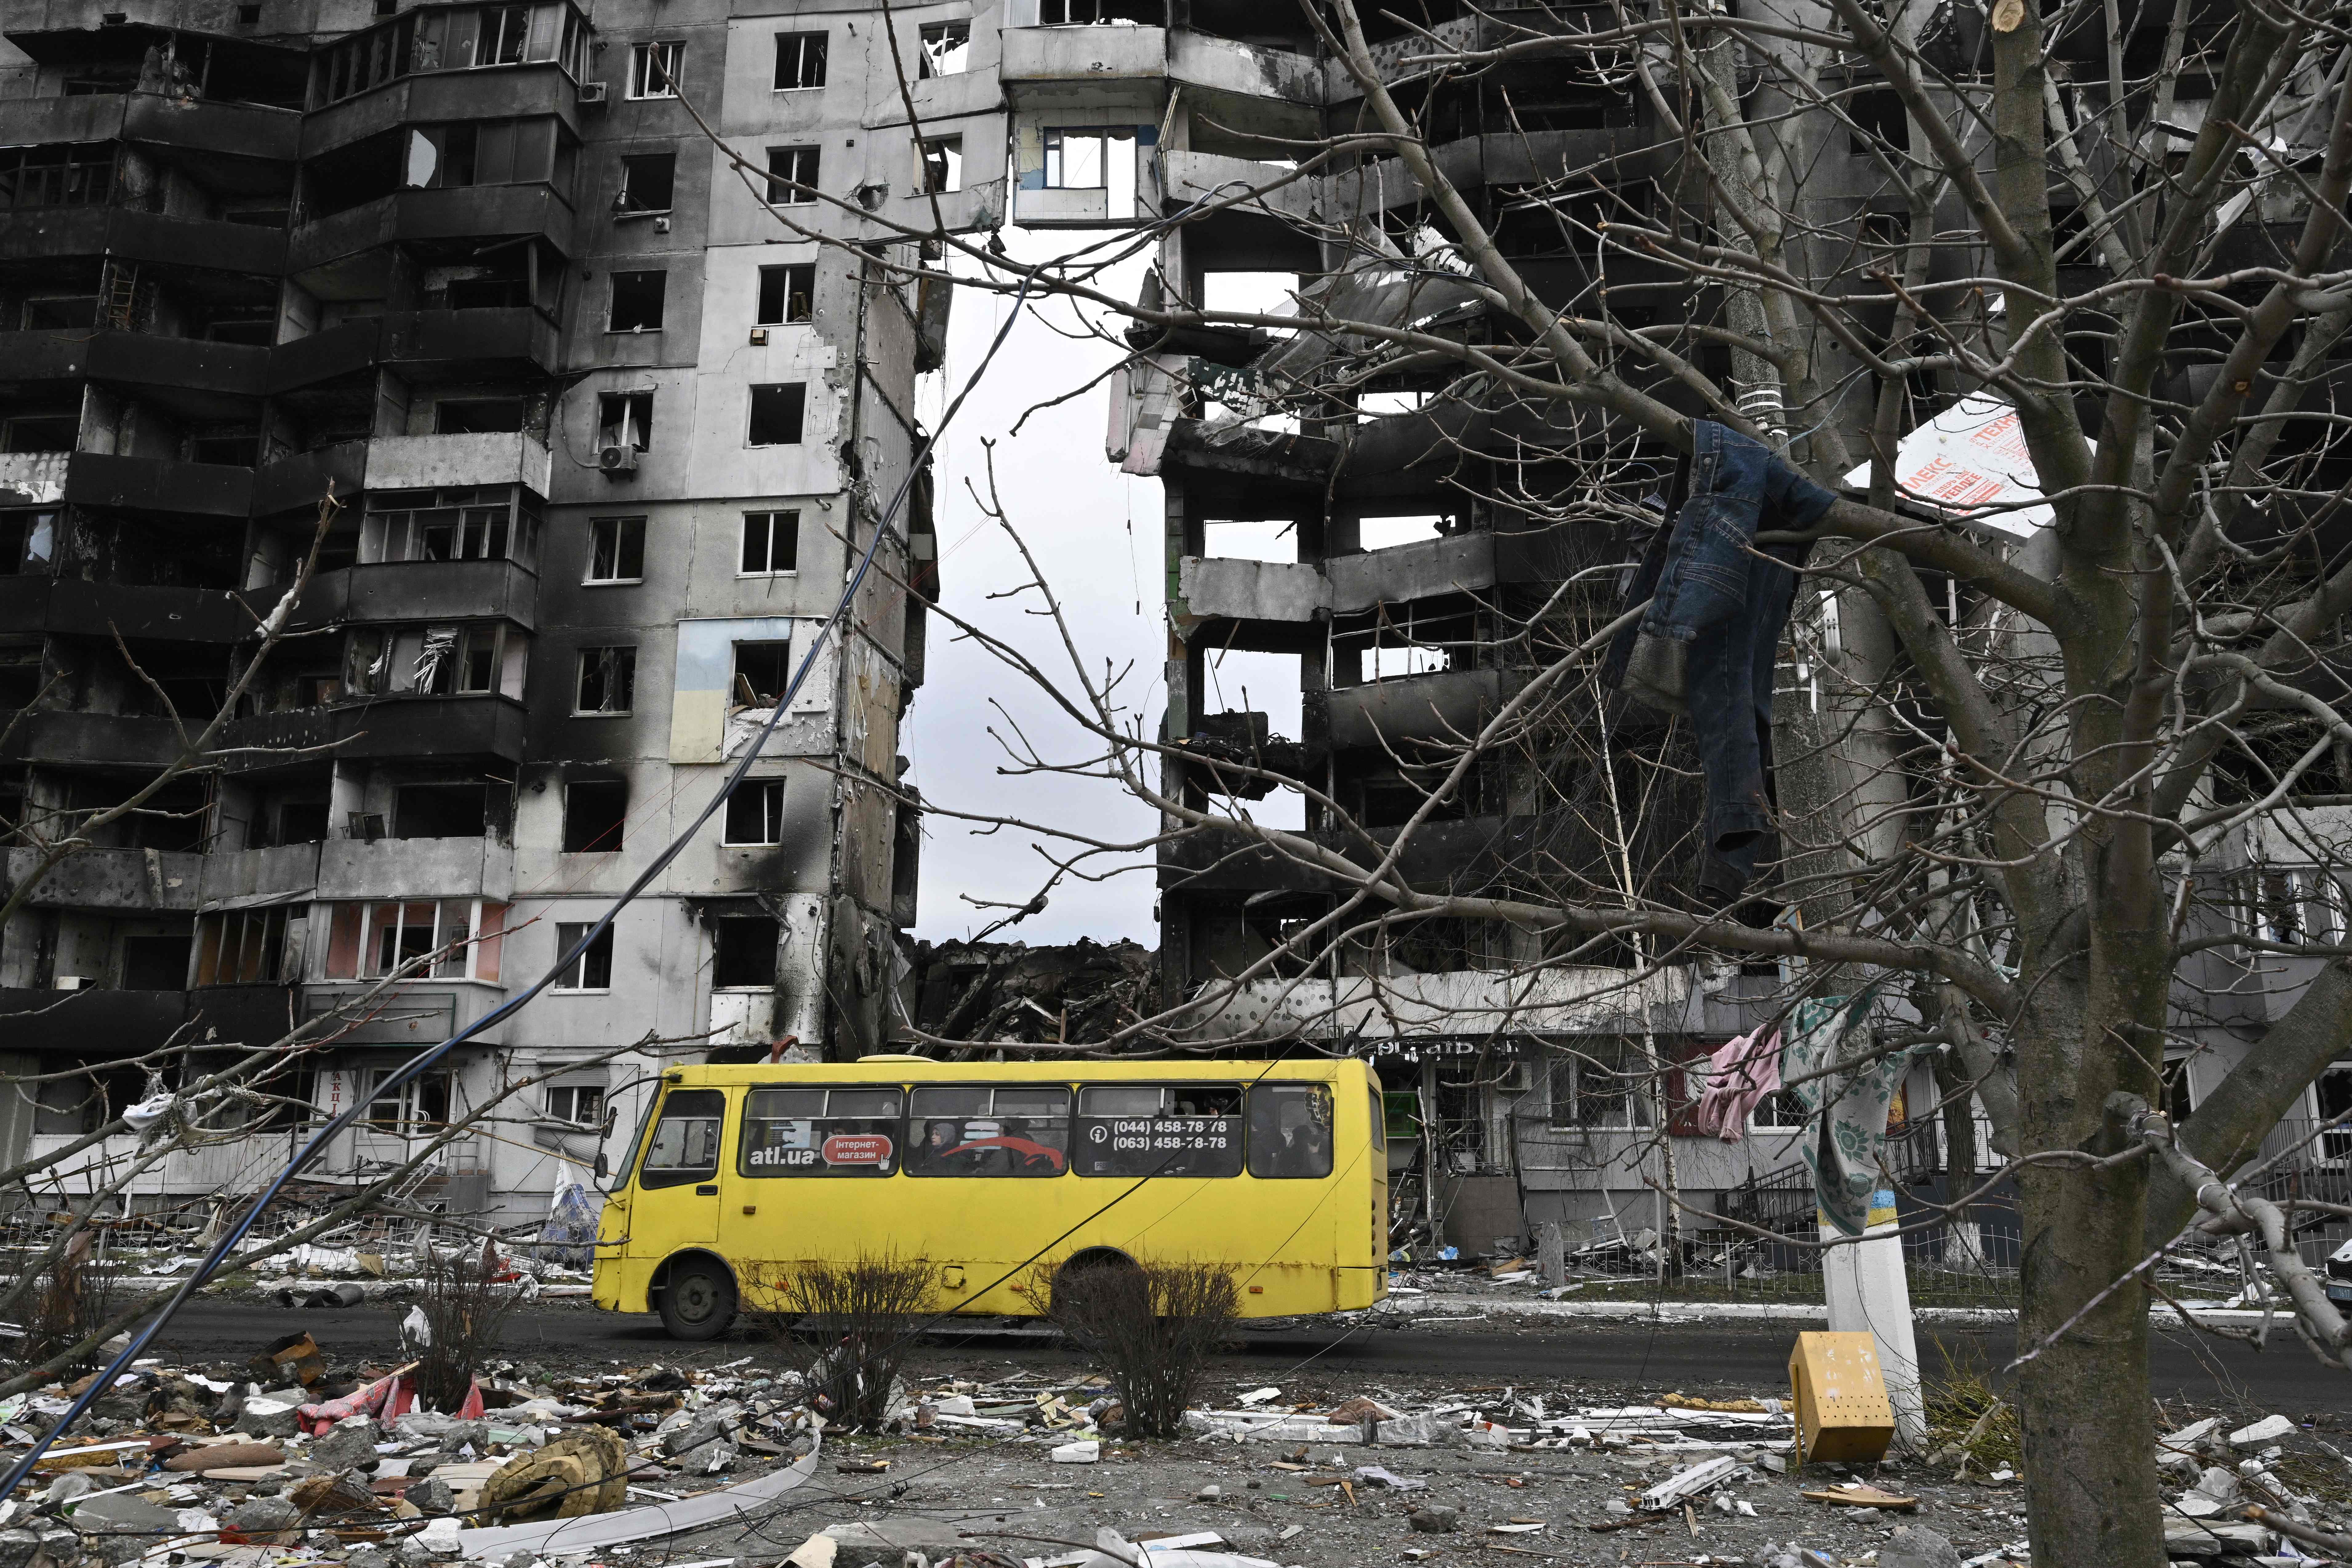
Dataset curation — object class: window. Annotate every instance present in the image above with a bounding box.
[394,782,487,837]
[756,264,815,325]
[4,414,78,453]
[918,20,970,77]
[773,31,827,89]
[1547,1041,1653,1129]
[2317,1065,2352,1159]
[1074,1083,1242,1177]
[724,779,786,844]
[616,152,675,214]
[563,779,628,853]
[711,916,777,988]
[639,1087,724,1188]
[918,136,961,194]
[909,1085,1070,1176]
[629,41,682,98]
[364,1069,452,1133]
[739,1085,901,1176]
[597,391,653,452]
[477,4,529,64]
[120,925,192,989]
[740,510,799,574]
[747,383,805,446]
[401,119,567,190]
[2249,866,2347,947]
[765,145,819,205]
[0,144,116,211]
[733,641,792,707]
[553,921,615,990]
[390,624,502,697]
[587,516,646,583]
[608,270,666,332]
[1044,127,1105,188]
[321,900,505,981]
[1246,1082,1333,1178]
[411,502,515,561]
[34,1076,105,1136]
[546,1081,606,1127]
[23,296,96,329]
[575,645,637,714]
[434,398,524,434]
[1749,1089,1807,1130]
[370,487,539,569]
[0,511,56,574]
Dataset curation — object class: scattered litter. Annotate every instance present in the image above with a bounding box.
[1052,1440,1102,1464]
[1802,1483,1920,1511]
[2232,1414,2298,1448]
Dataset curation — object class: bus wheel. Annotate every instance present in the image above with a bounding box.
[658,1257,737,1341]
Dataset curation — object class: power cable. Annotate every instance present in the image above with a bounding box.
[0,269,1038,1505]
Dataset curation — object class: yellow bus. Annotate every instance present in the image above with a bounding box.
[592,1056,1389,1339]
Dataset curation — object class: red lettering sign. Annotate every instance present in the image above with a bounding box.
[822,1133,893,1166]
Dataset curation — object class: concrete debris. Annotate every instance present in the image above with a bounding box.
[1640,1455,1740,1509]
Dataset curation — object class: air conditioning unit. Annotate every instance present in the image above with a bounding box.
[749,327,769,346]
[577,80,608,105]
[598,443,640,477]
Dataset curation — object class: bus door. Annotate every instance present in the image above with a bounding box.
[631,1086,729,1249]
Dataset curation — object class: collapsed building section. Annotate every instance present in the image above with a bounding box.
[0,0,1007,1222]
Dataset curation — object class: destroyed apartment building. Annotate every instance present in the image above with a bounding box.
[1087,5,2352,1256]
[0,0,1005,1222]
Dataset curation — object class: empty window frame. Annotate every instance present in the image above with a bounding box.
[773,30,827,89]
[723,778,786,844]
[0,144,116,210]
[586,515,646,582]
[608,270,666,331]
[756,263,815,324]
[363,1068,452,1133]
[562,778,628,852]
[765,145,819,205]
[747,383,805,446]
[2247,866,2349,946]
[739,1085,901,1176]
[908,1085,1070,1176]
[552,920,615,989]
[433,398,524,434]
[575,644,637,714]
[740,509,799,574]
[402,119,566,190]
[629,41,682,98]
[1073,1083,1242,1177]
[393,780,487,836]
[1546,1040,1654,1129]
[616,152,675,213]
[192,907,289,987]
[373,487,538,567]
[918,135,961,194]
[0,510,56,574]
[321,898,507,981]
[711,916,778,987]
[597,391,653,451]
[918,20,970,76]
[732,640,791,707]
[1043,127,1105,188]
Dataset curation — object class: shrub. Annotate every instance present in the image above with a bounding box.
[1034,1257,1237,1439]
[412,1238,524,1412]
[2,1226,115,1374]
[749,1253,933,1427]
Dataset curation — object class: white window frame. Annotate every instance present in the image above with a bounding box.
[545,1081,607,1127]
[739,509,799,576]
[629,41,683,99]
[585,515,646,585]
[363,1068,454,1134]
[1547,1043,1653,1131]
[552,920,616,992]
[773,30,827,90]
[723,778,787,845]
[574,644,637,716]
[765,145,819,206]
[917,20,970,77]
[348,898,505,982]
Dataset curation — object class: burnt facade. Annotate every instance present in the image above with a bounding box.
[0,0,1004,1218]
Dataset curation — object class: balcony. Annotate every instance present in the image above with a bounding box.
[0,986,303,1053]
[0,451,70,507]
[266,556,540,632]
[317,835,513,900]
[0,204,291,270]
[64,451,254,516]
[0,328,272,398]
[214,692,527,775]
[0,576,256,643]
[1001,24,1166,103]
[1159,811,1534,892]
[364,431,552,496]
[300,62,580,161]
[122,92,302,160]
[0,709,184,769]
[254,441,368,517]
[1327,667,1501,751]
[1176,535,1500,638]
[2,846,206,911]
[195,843,324,907]
[288,186,574,276]
[380,307,562,376]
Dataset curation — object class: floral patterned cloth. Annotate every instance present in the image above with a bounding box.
[1781,985,1910,1237]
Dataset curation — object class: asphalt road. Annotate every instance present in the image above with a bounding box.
[135,1299,2331,1414]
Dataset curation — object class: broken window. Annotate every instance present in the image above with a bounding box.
[394,782,488,838]
[194,908,288,987]
[732,640,792,707]
[363,1068,452,1133]
[1546,1040,1653,1130]
[629,41,682,98]
[597,391,653,451]
[586,515,645,582]
[562,778,628,853]
[0,144,116,210]
[323,899,505,981]
[740,510,798,574]
[478,4,530,64]
[711,916,778,988]
[1044,127,1104,188]
[616,152,675,213]
[918,20,969,76]
[723,778,786,844]
[433,398,525,434]
[757,263,815,324]
[403,119,565,190]
[608,270,666,331]
[553,920,615,989]
[575,644,636,714]
[773,30,827,89]
[765,145,819,205]
[4,414,78,453]
[918,136,961,194]
[412,503,513,561]
[746,383,805,446]
[22,296,97,329]
[0,511,56,573]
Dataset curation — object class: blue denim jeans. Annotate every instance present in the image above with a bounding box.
[1606,423,1837,900]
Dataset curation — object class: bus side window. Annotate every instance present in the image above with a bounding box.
[739,1086,901,1177]
[640,1088,726,1189]
[1075,1084,1242,1177]
[1368,1084,1385,1152]
[909,1086,1070,1176]
[1246,1083,1333,1179]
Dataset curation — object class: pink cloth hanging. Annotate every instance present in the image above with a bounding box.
[1693,1026,1781,1142]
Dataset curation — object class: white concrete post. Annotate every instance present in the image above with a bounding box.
[1823,1189,1926,1449]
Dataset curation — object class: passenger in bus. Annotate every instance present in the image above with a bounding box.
[1254,1096,1330,1177]
[914,1118,962,1173]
